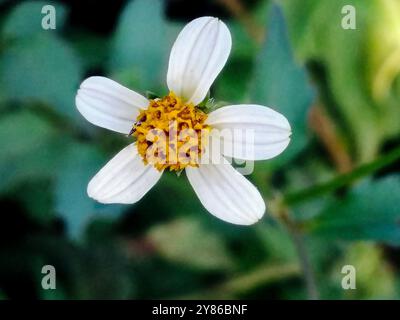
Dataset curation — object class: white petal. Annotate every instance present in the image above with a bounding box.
[186,159,265,225]
[167,16,232,105]
[76,76,149,134]
[206,105,291,160]
[88,143,162,204]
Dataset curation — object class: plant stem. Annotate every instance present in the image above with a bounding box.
[288,227,319,300]
[309,104,353,173]
[277,207,319,300]
[176,263,300,299]
[283,144,400,206]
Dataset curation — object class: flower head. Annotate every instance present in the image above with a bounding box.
[76,17,291,225]
[132,91,210,172]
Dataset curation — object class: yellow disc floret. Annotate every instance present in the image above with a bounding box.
[132,92,210,171]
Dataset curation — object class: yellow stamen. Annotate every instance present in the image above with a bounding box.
[132,92,210,171]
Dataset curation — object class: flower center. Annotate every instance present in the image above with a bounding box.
[132,92,210,172]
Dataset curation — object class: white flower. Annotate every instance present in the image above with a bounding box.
[76,17,291,225]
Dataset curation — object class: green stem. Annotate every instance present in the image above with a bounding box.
[176,263,300,299]
[283,145,400,206]
[276,207,319,300]
[288,227,319,299]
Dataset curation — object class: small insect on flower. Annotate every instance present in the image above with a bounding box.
[76,17,291,225]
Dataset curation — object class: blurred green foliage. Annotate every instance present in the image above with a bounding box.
[280,0,400,162]
[0,0,399,300]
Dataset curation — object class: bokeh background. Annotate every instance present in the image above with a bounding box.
[0,0,400,299]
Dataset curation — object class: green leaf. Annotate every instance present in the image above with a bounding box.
[0,33,83,119]
[147,217,233,271]
[309,175,400,244]
[9,179,55,225]
[227,21,258,60]
[214,21,258,102]
[18,236,135,299]
[280,0,400,162]
[330,243,395,299]
[250,4,314,166]
[73,244,134,299]
[109,0,177,92]
[255,222,297,263]
[55,142,126,238]
[0,111,56,160]
[2,1,67,40]
[216,58,254,103]
[0,110,62,192]
[69,33,110,71]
